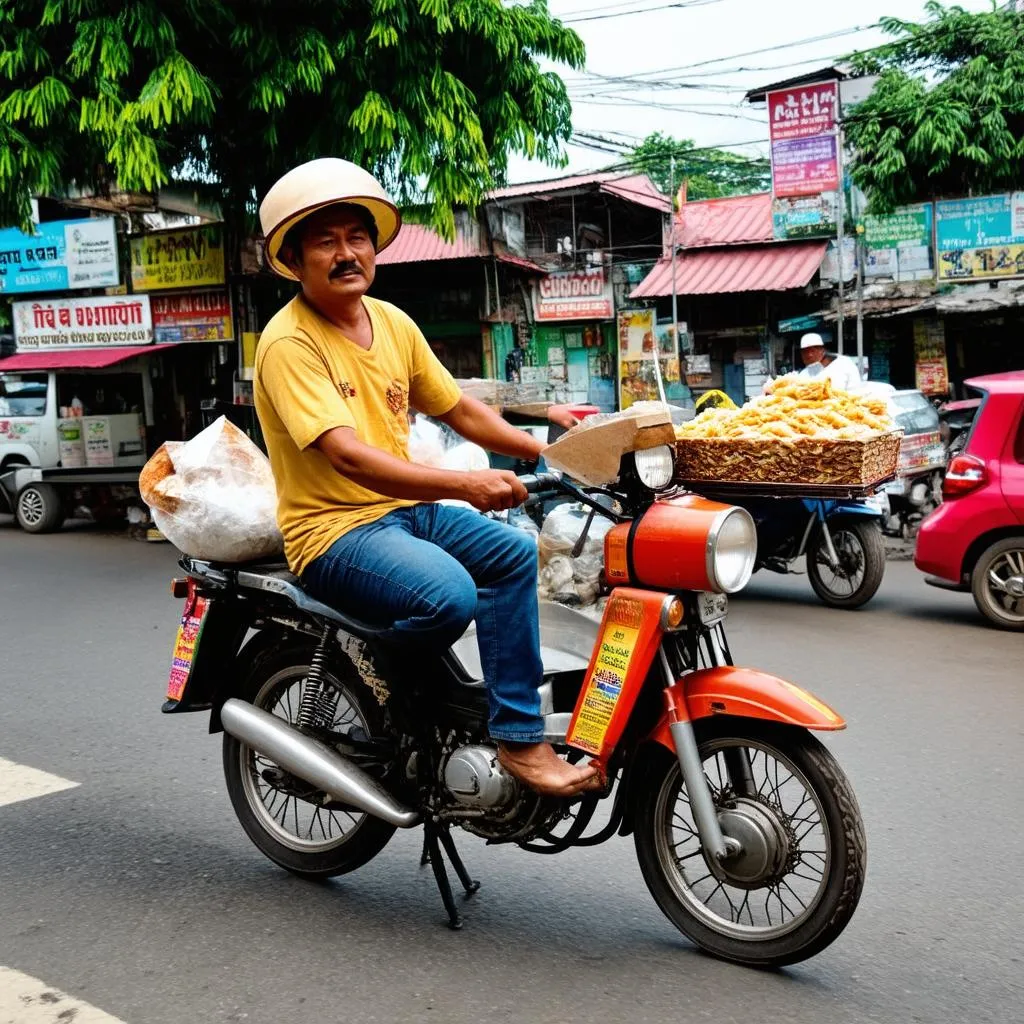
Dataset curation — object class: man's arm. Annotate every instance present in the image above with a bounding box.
[436,395,546,460]
[314,426,527,512]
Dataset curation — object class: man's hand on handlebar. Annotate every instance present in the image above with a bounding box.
[461,470,529,513]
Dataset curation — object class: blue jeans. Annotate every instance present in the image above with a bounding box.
[301,504,544,743]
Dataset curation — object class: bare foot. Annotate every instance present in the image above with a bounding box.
[497,741,602,798]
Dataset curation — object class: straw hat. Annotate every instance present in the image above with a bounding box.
[259,158,401,279]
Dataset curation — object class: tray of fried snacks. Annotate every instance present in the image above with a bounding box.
[673,376,902,489]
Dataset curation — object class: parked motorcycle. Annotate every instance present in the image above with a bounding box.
[163,445,866,967]
[879,390,947,539]
[699,494,887,609]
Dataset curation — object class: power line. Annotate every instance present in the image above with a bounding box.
[562,0,723,24]
[561,23,875,93]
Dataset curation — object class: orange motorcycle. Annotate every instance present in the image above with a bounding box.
[164,441,865,967]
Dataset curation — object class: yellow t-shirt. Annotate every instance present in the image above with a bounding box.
[254,294,462,574]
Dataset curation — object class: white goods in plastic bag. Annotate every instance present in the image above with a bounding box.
[536,502,614,608]
[139,417,283,563]
[407,413,490,509]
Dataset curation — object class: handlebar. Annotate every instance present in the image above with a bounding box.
[518,471,562,495]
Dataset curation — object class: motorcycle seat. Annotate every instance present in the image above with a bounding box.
[231,562,391,641]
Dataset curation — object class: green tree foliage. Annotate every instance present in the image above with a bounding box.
[627,132,770,202]
[844,1,1024,212]
[0,0,584,235]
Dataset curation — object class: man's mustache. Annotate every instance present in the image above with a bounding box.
[329,262,362,279]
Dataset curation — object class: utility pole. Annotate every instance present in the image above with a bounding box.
[835,118,845,355]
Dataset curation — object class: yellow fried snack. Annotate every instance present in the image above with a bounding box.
[676,378,895,442]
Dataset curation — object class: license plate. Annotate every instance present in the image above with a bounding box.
[166,595,210,702]
[698,592,728,625]
[882,478,905,495]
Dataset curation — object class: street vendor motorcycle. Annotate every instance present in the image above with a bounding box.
[692,492,887,610]
[162,444,866,968]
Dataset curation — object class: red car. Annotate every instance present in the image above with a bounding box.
[915,371,1024,630]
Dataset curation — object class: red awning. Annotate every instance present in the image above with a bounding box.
[0,344,178,371]
[631,242,827,298]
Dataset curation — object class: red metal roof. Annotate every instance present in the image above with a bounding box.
[488,173,671,213]
[376,223,543,272]
[631,241,827,298]
[0,344,178,371]
[676,193,774,248]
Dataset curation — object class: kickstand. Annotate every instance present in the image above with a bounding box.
[422,820,480,930]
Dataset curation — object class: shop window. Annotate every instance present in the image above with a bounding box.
[0,373,47,416]
[56,373,144,417]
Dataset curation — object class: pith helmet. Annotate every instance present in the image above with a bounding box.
[259,158,401,279]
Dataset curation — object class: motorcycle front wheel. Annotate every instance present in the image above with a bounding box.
[806,519,885,609]
[223,644,397,880]
[634,719,866,968]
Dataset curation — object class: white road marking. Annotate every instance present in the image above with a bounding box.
[0,967,127,1023]
[0,758,79,809]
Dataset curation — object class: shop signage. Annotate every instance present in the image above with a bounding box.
[777,314,823,334]
[534,268,613,321]
[13,295,153,350]
[129,224,226,291]
[772,193,837,240]
[768,82,839,198]
[0,217,119,294]
[934,193,1024,282]
[913,319,949,395]
[616,309,686,409]
[863,204,934,281]
[151,290,233,342]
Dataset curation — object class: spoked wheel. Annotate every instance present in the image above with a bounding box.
[971,537,1024,632]
[807,520,885,609]
[634,720,866,967]
[223,645,396,879]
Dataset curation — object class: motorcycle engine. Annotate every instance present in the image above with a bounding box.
[442,744,517,809]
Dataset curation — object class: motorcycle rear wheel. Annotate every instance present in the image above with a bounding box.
[223,644,397,880]
[807,519,885,609]
[633,719,866,968]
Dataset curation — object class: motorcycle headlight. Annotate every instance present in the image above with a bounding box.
[633,445,675,491]
[706,506,757,593]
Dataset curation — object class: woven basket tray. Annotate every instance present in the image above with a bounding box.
[674,431,902,487]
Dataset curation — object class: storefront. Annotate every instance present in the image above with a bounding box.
[528,267,618,410]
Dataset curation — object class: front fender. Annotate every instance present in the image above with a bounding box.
[649,666,845,751]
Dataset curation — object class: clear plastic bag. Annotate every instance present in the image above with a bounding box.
[536,502,613,607]
[139,417,283,563]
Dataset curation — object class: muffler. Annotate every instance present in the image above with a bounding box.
[220,698,420,829]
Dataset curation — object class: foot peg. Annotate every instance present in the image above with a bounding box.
[421,820,479,929]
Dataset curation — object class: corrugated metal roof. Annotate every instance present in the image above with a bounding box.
[488,172,671,212]
[630,241,827,298]
[676,193,774,248]
[377,223,481,264]
[376,223,543,272]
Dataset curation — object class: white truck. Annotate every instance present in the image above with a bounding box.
[0,368,149,532]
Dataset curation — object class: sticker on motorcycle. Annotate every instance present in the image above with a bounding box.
[167,595,209,702]
[567,598,643,755]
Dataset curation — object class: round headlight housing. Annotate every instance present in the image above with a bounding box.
[633,445,675,491]
[706,506,757,593]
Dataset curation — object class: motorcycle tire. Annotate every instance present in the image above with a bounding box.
[633,719,866,968]
[223,643,397,880]
[806,519,885,609]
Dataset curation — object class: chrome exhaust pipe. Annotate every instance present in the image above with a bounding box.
[220,699,420,829]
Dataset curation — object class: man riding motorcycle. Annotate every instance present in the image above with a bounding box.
[254,158,597,799]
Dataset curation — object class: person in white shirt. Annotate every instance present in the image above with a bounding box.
[798,332,862,391]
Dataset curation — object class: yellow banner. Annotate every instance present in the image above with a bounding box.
[130,225,226,292]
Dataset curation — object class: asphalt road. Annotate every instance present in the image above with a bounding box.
[1,519,1022,1024]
